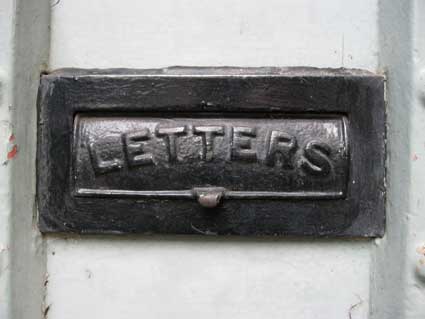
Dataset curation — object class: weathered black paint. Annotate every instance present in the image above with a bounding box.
[37,67,386,236]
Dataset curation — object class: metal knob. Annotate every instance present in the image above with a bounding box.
[192,187,225,208]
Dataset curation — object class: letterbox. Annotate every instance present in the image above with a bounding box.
[37,67,385,236]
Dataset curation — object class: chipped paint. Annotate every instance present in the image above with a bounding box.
[5,134,17,162]
[323,122,340,138]
[7,145,16,160]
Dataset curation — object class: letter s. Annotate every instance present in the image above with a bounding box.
[300,141,332,176]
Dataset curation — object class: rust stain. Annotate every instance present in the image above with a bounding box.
[7,145,17,160]
[6,134,17,161]
[413,154,419,161]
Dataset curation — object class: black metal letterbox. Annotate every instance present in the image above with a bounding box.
[37,67,385,236]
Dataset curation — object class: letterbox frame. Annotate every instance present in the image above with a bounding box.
[37,67,385,237]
